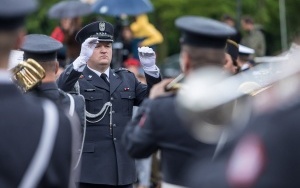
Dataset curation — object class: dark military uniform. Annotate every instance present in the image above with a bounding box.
[58,63,161,185]
[0,0,77,187]
[57,20,162,186]
[234,104,300,188]
[0,84,75,187]
[122,95,217,187]
[30,83,85,171]
[20,34,86,128]
[20,34,85,170]
[34,83,85,124]
[122,16,237,187]
[185,99,300,188]
[32,83,85,128]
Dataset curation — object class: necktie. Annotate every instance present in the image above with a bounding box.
[100,73,110,87]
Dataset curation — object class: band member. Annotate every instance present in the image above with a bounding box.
[20,34,85,169]
[122,16,236,187]
[0,0,79,187]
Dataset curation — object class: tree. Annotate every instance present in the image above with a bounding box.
[27,0,300,62]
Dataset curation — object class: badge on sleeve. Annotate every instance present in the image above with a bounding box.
[227,134,266,188]
[138,114,147,127]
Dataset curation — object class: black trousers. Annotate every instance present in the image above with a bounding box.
[79,183,133,188]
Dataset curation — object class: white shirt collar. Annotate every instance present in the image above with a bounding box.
[87,65,110,78]
[0,70,12,83]
[241,63,250,71]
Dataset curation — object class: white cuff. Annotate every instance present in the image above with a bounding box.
[73,57,86,72]
[143,65,160,78]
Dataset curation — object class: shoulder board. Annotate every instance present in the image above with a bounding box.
[114,67,131,72]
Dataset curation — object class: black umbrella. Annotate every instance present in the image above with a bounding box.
[48,0,92,19]
[92,0,153,16]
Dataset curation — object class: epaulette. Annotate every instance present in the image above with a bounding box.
[114,67,130,72]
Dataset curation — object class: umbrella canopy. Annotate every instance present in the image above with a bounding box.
[48,0,92,19]
[92,0,153,16]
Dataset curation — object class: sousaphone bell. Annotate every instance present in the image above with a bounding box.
[11,58,45,92]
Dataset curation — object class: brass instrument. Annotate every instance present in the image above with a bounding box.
[176,67,253,144]
[164,73,184,92]
[11,58,45,92]
[175,43,300,144]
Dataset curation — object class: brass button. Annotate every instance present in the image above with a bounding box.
[113,124,116,127]
[110,97,114,100]
[113,138,117,141]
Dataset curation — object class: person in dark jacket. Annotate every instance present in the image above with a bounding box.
[20,34,85,171]
[0,0,78,187]
[122,16,236,187]
[57,20,162,188]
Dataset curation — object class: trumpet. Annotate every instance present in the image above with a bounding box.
[11,58,45,92]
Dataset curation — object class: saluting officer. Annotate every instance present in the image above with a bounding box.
[122,16,236,188]
[57,21,162,188]
[0,0,79,187]
[20,34,85,169]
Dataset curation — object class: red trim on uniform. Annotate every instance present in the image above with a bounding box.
[227,134,266,188]
[138,114,147,127]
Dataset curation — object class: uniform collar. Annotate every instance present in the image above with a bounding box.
[241,63,250,71]
[87,65,110,78]
[37,82,58,91]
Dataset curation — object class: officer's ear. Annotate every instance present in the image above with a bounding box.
[54,61,59,74]
[180,50,191,75]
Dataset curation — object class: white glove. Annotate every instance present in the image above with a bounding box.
[138,46,160,78]
[138,46,156,68]
[73,37,98,72]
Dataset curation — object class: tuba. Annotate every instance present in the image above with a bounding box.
[11,58,45,92]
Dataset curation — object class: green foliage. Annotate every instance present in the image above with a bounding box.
[26,0,300,61]
[26,0,61,35]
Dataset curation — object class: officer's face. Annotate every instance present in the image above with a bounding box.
[224,53,237,74]
[88,41,112,68]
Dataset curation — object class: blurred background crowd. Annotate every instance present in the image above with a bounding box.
[26,0,300,79]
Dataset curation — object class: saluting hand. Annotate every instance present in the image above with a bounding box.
[73,37,98,71]
[80,37,99,62]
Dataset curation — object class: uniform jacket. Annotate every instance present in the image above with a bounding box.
[122,95,217,187]
[57,64,161,185]
[0,83,74,187]
[30,82,85,172]
[186,100,300,188]
[32,82,86,128]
